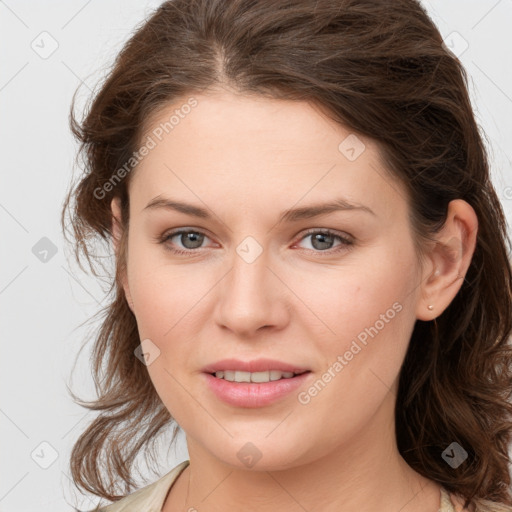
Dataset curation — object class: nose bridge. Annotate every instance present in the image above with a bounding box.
[215,235,285,335]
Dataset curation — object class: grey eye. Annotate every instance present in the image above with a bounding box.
[174,231,205,249]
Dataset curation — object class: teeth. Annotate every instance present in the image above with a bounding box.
[214,370,297,383]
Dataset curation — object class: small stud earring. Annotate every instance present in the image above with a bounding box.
[427,305,434,310]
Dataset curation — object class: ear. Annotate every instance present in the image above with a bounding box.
[111,197,135,313]
[111,196,123,254]
[415,199,478,321]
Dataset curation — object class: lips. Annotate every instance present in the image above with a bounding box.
[203,370,312,407]
[201,357,311,375]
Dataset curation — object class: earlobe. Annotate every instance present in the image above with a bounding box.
[416,199,478,321]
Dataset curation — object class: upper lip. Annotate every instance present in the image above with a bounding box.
[202,358,311,374]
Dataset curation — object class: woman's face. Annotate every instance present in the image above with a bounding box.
[114,90,429,470]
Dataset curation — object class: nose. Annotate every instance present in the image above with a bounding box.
[214,244,290,337]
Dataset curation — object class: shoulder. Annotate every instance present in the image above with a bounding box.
[472,498,512,512]
[445,489,512,512]
[89,460,190,512]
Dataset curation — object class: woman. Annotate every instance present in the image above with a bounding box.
[61,0,512,511]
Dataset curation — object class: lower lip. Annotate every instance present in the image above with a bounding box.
[203,372,312,408]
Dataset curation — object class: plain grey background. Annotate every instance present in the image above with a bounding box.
[1,1,511,510]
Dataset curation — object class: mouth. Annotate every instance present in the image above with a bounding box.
[207,369,311,383]
[203,369,313,408]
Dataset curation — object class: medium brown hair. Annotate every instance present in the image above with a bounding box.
[62,0,512,508]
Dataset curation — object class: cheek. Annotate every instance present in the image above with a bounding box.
[290,244,416,347]
[293,245,417,413]
[127,259,208,422]
[293,297,414,456]
[126,234,208,338]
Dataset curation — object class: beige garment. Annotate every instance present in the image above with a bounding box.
[90,460,511,512]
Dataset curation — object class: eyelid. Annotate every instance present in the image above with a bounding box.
[158,226,354,256]
[291,228,354,256]
[295,227,354,245]
[157,227,216,249]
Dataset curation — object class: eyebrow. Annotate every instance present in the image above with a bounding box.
[143,195,376,222]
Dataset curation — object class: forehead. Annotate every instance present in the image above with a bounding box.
[140,90,374,163]
[129,91,406,221]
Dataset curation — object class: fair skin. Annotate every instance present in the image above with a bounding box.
[111,89,478,512]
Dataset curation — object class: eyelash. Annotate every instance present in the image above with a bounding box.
[157,228,354,257]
